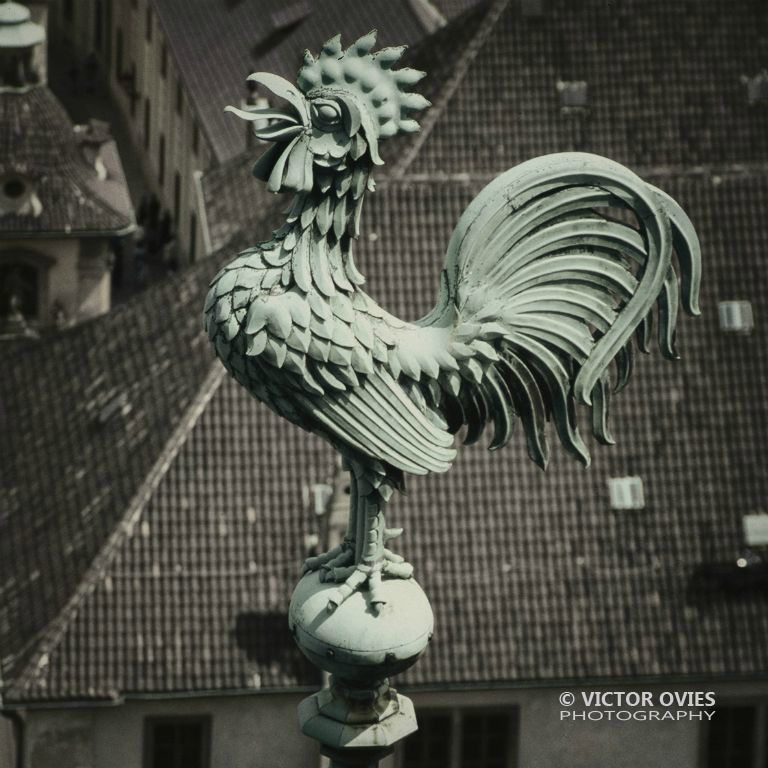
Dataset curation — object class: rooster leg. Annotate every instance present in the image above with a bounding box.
[325,462,414,615]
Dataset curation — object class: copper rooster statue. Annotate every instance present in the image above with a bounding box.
[204,32,701,615]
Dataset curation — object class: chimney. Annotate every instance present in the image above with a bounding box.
[0,1,46,89]
[243,80,269,150]
[323,458,351,550]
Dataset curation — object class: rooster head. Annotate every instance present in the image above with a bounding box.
[225,31,429,194]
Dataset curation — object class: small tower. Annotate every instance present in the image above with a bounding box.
[0,1,134,340]
[0,0,45,90]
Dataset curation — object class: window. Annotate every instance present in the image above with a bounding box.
[175,78,183,114]
[189,211,197,262]
[160,41,168,78]
[462,712,513,768]
[0,262,39,320]
[703,704,766,768]
[144,97,151,149]
[129,64,138,117]
[115,28,123,78]
[94,0,104,51]
[192,120,199,156]
[173,172,181,223]
[144,717,211,768]
[158,135,166,186]
[401,709,519,768]
[145,5,153,42]
[403,712,451,768]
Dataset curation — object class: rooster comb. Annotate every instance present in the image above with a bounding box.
[297,30,430,138]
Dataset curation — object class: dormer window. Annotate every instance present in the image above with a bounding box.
[557,80,589,112]
[608,476,645,510]
[741,71,768,106]
[3,178,24,199]
[0,174,41,216]
[718,300,754,333]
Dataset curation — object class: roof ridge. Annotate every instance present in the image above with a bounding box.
[379,161,768,187]
[389,0,509,179]
[7,364,226,699]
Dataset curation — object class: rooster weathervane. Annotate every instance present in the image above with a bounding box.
[204,30,700,765]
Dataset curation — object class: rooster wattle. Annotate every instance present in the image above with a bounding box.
[204,32,701,614]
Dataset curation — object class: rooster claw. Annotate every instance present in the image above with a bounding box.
[302,539,354,576]
[384,527,403,543]
[326,566,369,612]
[322,557,414,614]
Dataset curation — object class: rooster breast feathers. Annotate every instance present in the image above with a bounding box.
[205,242,457,477]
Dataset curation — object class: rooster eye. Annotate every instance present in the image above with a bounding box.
[311,99,342,130]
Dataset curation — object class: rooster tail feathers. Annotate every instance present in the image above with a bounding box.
[443,152,701,467]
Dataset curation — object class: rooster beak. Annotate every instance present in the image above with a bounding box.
[225,73,310,142]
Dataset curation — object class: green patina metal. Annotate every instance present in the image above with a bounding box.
[203,30,701,766]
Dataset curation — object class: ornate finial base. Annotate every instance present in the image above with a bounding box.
[298,677,418,766]
[289,570,433,767]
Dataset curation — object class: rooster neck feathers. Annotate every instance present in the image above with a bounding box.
[272,159,373,295]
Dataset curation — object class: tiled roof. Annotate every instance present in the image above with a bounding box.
[0,88,134,235]
[200,153,282,254]
[397,0,768,177]
[0,245,241,692]
[5,0,768,705]
[152,0,438,164]
[5,170,768,702]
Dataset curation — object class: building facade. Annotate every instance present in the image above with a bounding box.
[49,0,212,263]
[9,679,768,768]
